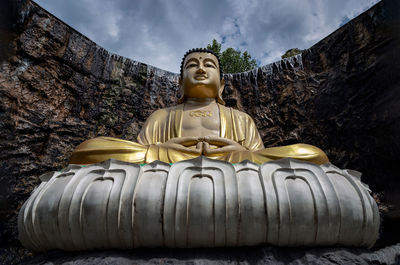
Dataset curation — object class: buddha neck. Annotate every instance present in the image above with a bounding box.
[184,97,216,107]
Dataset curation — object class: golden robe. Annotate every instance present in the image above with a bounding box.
[70,104,328,165]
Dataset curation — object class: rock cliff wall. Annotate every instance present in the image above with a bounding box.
[0,0,399,263]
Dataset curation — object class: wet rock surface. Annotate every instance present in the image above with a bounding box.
[0,0,399,264]
[17,244,400,265]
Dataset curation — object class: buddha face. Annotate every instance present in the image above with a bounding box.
[180,52,225,100]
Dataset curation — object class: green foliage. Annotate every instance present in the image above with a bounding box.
[207,39,222,56]
[206,39,257,73]
[281,48,303,59]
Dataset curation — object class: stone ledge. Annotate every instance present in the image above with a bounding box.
[21,243,400,265]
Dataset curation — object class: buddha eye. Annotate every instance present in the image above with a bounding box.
[186,63,197,68]
[205,63,215,68]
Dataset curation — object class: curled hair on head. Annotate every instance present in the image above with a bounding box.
[180,48,223,80]
[178,48,225,105]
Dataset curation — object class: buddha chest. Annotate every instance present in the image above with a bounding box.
[181,104,220,137]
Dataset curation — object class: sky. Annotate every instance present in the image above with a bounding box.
[35,0,380,73]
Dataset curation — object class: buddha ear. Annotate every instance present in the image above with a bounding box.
[177,77,184,104]
[220,79,225,88]
[217,79,226,105]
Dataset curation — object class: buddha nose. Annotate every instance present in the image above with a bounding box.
[196,67,206,74]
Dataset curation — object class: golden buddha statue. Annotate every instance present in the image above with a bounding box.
[70,48,328,165]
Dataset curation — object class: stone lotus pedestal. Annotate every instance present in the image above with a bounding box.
[18,157,379,251]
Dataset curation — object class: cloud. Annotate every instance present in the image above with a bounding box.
[35,0,380,72]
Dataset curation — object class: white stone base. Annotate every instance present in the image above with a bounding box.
[18,157,380,251]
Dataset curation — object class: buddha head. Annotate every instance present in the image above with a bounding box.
[178,48,225,104]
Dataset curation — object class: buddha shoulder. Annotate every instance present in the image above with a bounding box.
[220,105,258,124]
[142,104,183,123]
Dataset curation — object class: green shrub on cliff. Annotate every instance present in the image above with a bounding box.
[206,39,257,73]
[281,48,303,59]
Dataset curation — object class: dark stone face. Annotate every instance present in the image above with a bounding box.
[0,0,399,263]
[8,245,400,265]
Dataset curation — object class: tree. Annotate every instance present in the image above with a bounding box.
[281,48,303,59]
[206,39,257,73]
[206,39,222,57]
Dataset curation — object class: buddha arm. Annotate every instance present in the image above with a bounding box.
[255,143,329,165]
[69,107,198,165]
[137,107,182,145]
[223,106,265,151]
[227,107,329,165]
[69,136,148,164]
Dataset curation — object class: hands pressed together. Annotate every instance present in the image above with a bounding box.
[158,136,247,156]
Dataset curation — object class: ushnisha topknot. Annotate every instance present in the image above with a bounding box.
[180,48,223,80]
